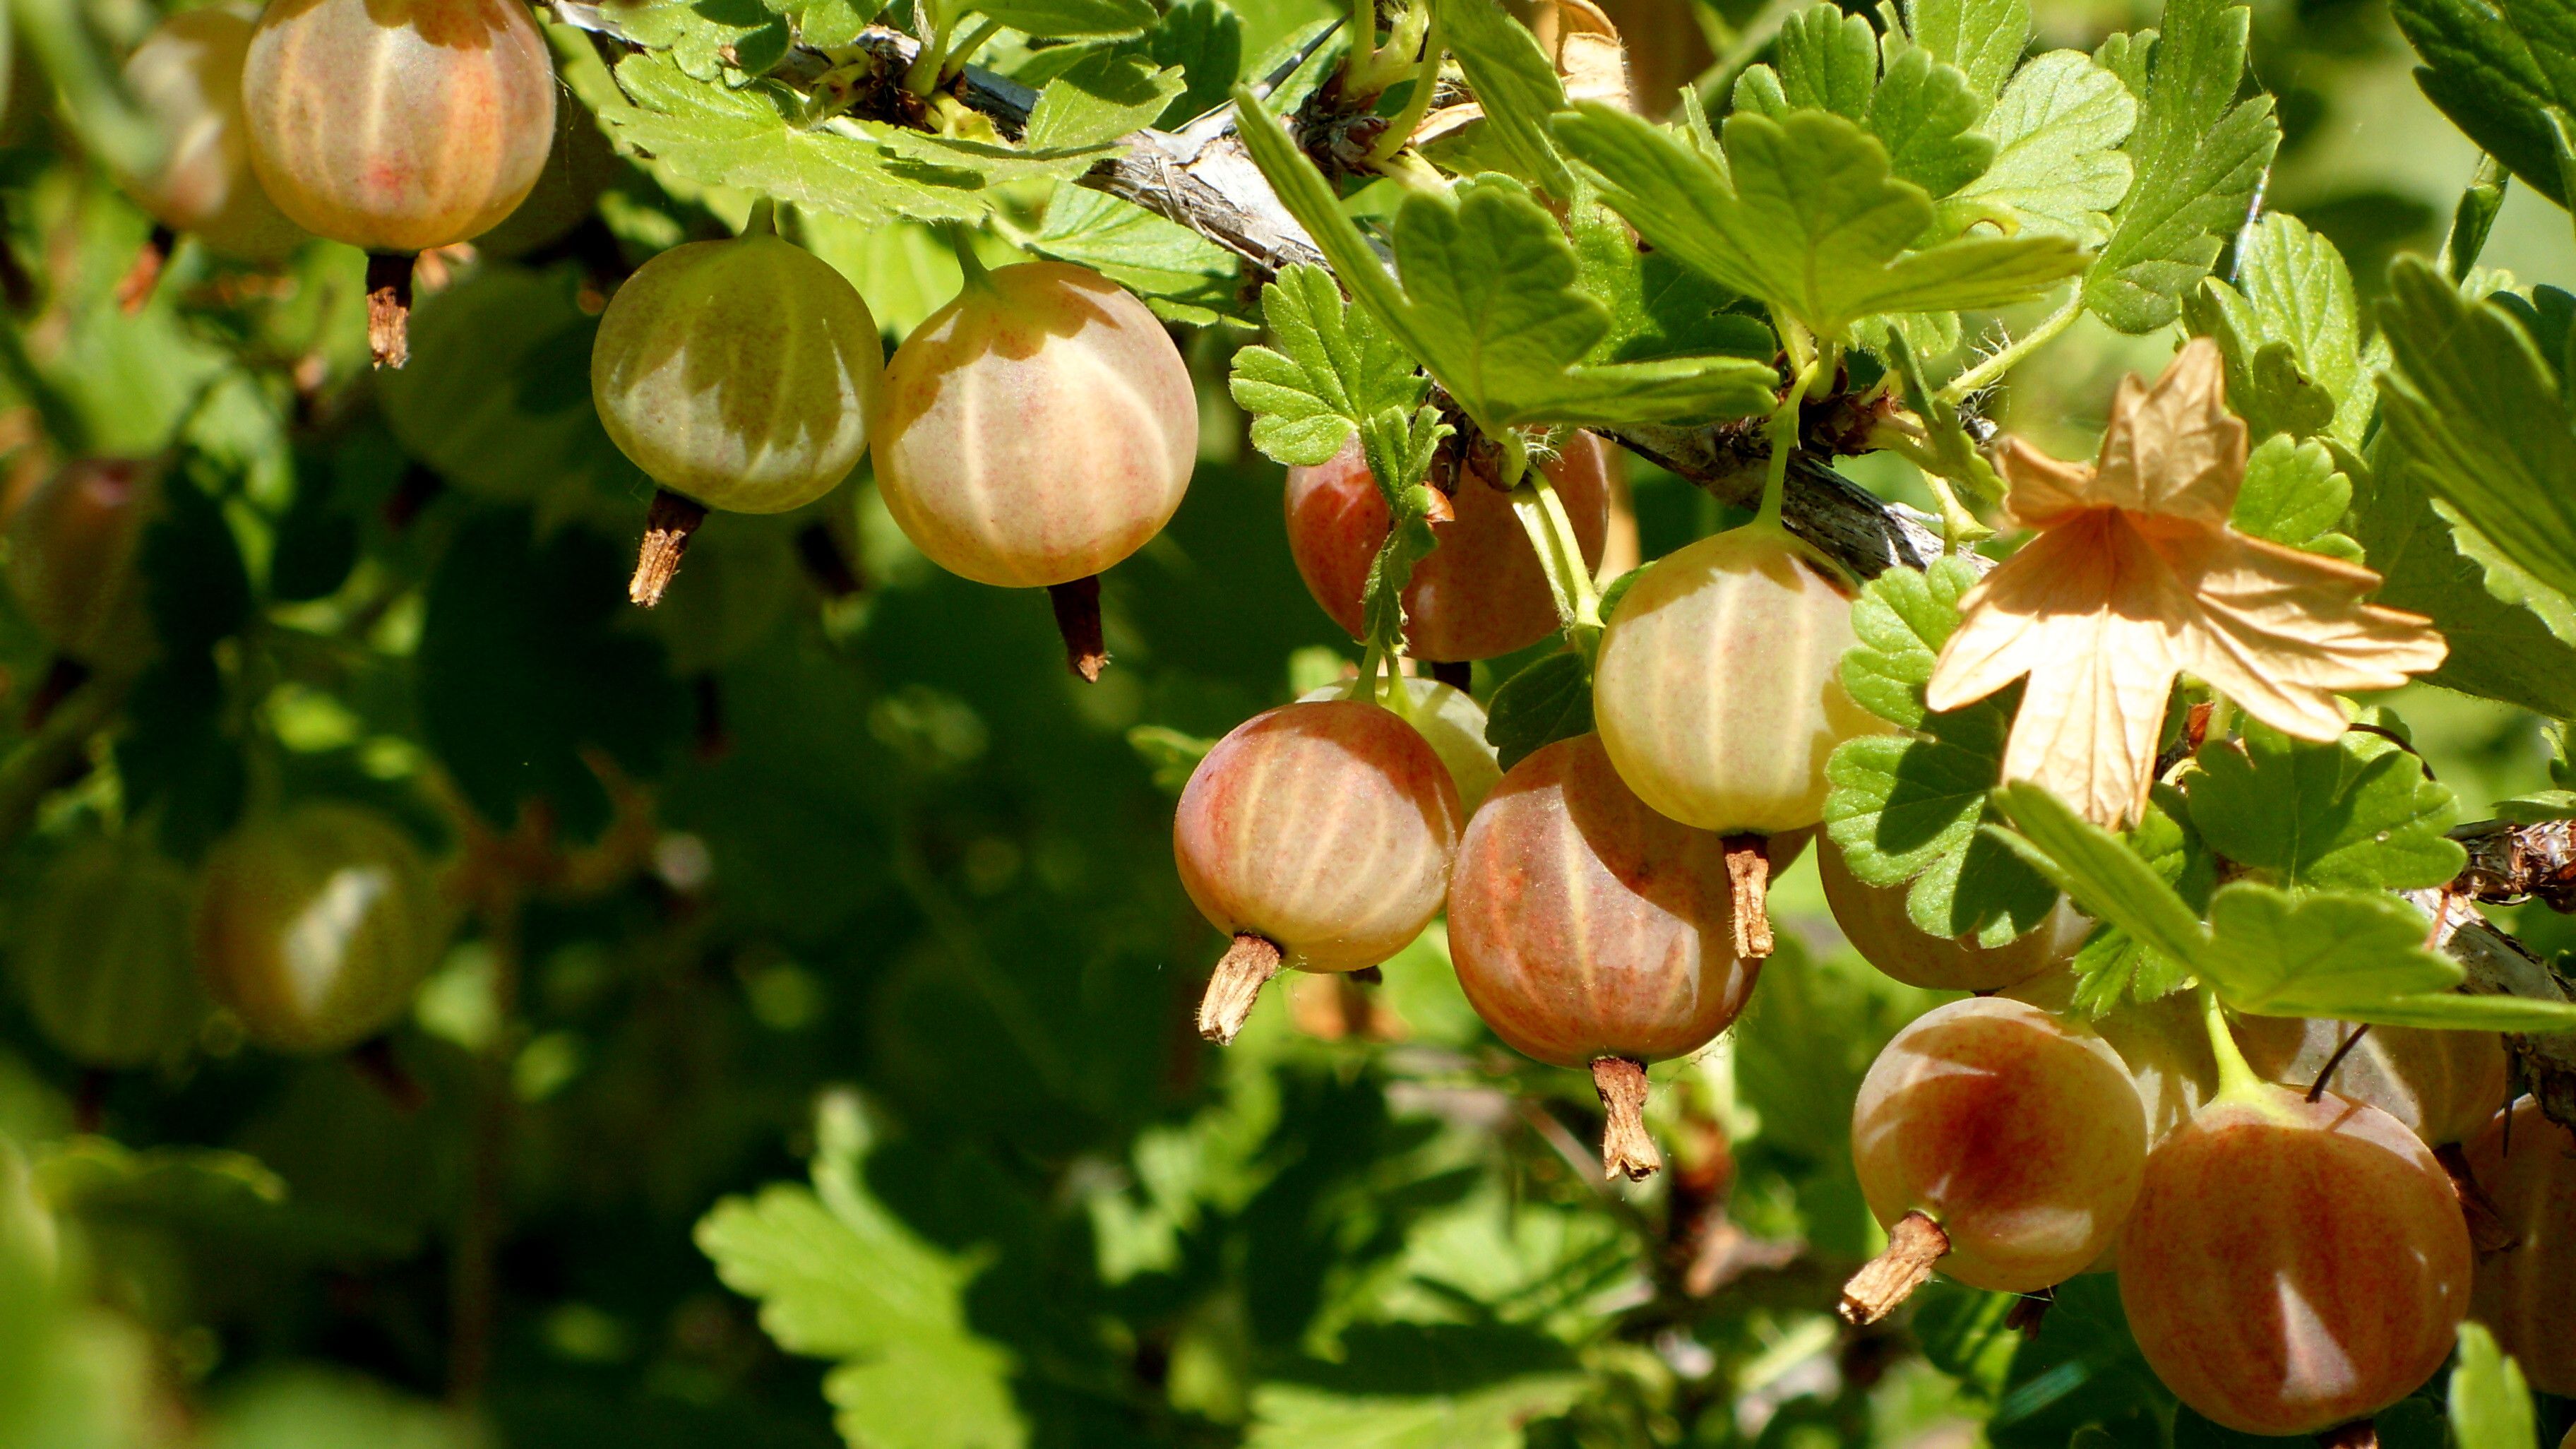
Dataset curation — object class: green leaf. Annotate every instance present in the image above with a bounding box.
[2229,434,2351,548]
[2497,789,2576,823]
[1246,1324,1585,1449]
[1835,554,1984,730]
[790,0,883,48]
[2062,787,2210,1010]
[1946,52,2133,243]
[2392,0,2576,205]
[611,0,794,84]
[1868,46,1996,200]
[2183,723,2465,891]
[2348,448,2576,718]
[1147,0,1244,126]
[1763,3,1880,119]
[1904,0,2032,100]
[2378,256,2576,604]
[1554,104,2085,340]
[1568,201,1778,364]
[1438,0,1576,196]
[2186,215,2366,446]
[1484,651,1592,771]
[1030,189,1244,324]
[1228,265,1427,467]
[962,0,1156,36]
[1022,52,1188,150]
[698,1095,1025,1449]
[1992,782,2212,969]
[2450,1323,2541,1449]
[598,54,985,225]
[2081,0,2278,333]
[1231,97,1780,433]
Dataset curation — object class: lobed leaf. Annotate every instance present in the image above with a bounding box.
[1227,265,1426,467]
[1904,0,2034,100]
[1946,51,2133,244]
[1439,0,1578,196]
[1022,52,1188,150]
[2229,435,2351,550]
[2183,723,2465,891]
[2392,0,2576,205]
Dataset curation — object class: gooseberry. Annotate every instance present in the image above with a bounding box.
[2007,968,2215,1150]
[592,204,883,604]
[5,458,160,673]
[117,8,304,264]
[1174,700,1462,1044]
[242,0,557,364]
[1842,996,2145,1319]
[1296,676,1499,813]
[2234,1016,2506,1147]
[194,803,449,1054]
[2461,1099,2576,1395]
[1817,839,2086,993]
[14,838,209,1069]
[2120,1080,2471,1436]
[1283,433,1611,662]
[874,258,1195,679]
[1445,734,1791,1180]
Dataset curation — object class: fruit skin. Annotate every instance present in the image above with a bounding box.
[2008,968,2215,1150]
[874,262,1196,588]
[1283,434,1611,662]
[2462,1099,2576,1395]
[592,227,882,515]
[2119,1087,2471,1436]
[194,804,449,1054]
[4,458,160,671]
[242,0,556,253]
[15,838,210,1069]
[1852,997,2145,1293]
[1295,678,1499,813]
[1174,700,1462,974]
[1593,523,1885,833]
[119,8,304,262]
[1817,839,2086,993]
[1447,734,1790,1068]
[2234,1015,2506,1147]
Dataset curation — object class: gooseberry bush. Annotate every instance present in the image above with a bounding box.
[10,0,2576,1442]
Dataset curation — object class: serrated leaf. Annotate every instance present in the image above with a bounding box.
[873,126,1117,187]
[2208,213,2366,446]
[615,0,794,83]
[2378,256,2576,604]
[1030,188,1244,323]
[2063,787,2210,1010]
[2392,0,2576,206]
[600,54,985,225]
[1568,201,1777,364]
[1946,52,2133,244]
[1228,265,1426,467]
[2451,1323,2541,1449]
[1232,95,1780,434]
[2497,789,2576,823]
[1765,3,1880,119]
[1837,554,1984,729]
[789,0,881,48]
[1023,51,1187,149]
[2081,0,2278,334]
[1991,781,2222,970]
[1485,651,1592,770]
[2183,723,2464,891]
[1904,0,2032,100]
[1824,724,2063,946]
[1439,0,1576,195]
[2229,434,2350,549]
[1868,46,1996,200]
[963,0,1155,36]
[1554,104,2084,340]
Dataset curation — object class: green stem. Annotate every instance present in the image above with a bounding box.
[946,224,994,290]
[938,18,1002,82]
[1347,0,1378,84]
[744,198,777,237]
[902,0,953,95]
[1938,292,2082,404]
[2199,986,2269,1106]
[1365,4,1445,165]
[1755,348,1826,533]
[1509,448,1603,637]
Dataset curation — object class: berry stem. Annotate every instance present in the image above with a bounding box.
[1508,461,1602,637]
[1198,933,1283,1044]
[1364,1,1447,165]
[1590,1056,1662,1181]
[364,251,417,370]
[1837,1209,1950,1325]
[938,18,1002,82]
[1722,834,1775,959]
[1755,347,1826,533]
[947,222,994,292]
[630,489,709,607]
[1938,290,2082,405]
[744,198,777,237]
[2199,985,2277,1109]
[1046,576,1108,682]
[2315,1420,2379,1449]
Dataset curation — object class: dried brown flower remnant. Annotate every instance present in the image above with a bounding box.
[1925,340,2446,828]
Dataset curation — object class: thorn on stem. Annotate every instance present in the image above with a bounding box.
[1197,933,1282,1044]
[114,225,177,314]
[1049,575,1107,682]
[1723,835,1775,959]
[630,489,708,607]
[365,252,417,369]
[1839,1210,1949,1325]
[1590,1055,1662,1181]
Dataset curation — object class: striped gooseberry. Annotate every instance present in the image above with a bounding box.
[1174,700,1462,1044]
[2234,1015,2506,1147]
[13,837,208,1069]
[2461,1099,2576,1395]
[874,258,1195,679]
[1445,734,1791,1180]
[1841,996,2145,1320]
[1283,433,1611,662]
[1816,839,2086,993]
[117,8,304,263]
[193,803,449,1054]
[1295,676,1500,813]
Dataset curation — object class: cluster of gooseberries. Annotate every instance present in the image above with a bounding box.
[1174,429,2536,1442]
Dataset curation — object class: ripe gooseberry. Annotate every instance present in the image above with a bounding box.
[1592,521,1884,954]
[2460,1099,2576,1395]
[117,8,303,275]
[1840,996,2145,1321]
[2008,967,2215,1150]
[194,803,449,1054]
[1295,676,1500,812]
[1445,734,1792,1180]
[1174,700,1462,1044]
[2119,1006,2471,1438]
[241,0,556,366]
[874,256,1195,681]
[14,838,209,1069]
[2234,1016,2506,1147]
[592,203,883,606]
[5,458,160,675]
[1816,839,2086,993]
[1283,433,1610,663]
